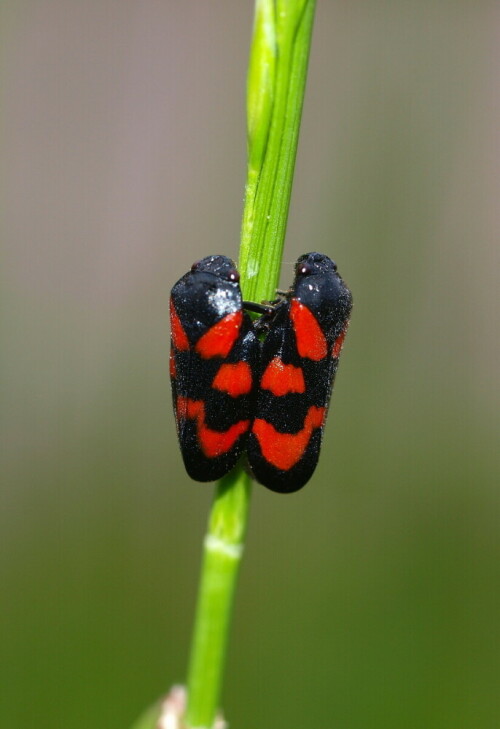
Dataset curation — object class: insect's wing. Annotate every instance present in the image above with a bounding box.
[247,253,352,493]
[170,256,259,482]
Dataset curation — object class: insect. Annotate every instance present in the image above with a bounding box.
[170,252,352,492]
[169,255,259,482]
[247,252,352,493]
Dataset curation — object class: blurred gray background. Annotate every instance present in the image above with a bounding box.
[1,2,499,728]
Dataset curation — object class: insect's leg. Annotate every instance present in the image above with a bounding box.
[242,301,274,316]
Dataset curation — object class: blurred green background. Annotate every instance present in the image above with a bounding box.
[1,2,499,728]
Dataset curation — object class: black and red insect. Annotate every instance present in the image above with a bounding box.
[169,255,259,482]
[170,252,352,492]
[247,252,352,493]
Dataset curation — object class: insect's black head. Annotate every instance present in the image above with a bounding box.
[293,252,352,335]
[295,252,337,277]
[171,255,243,339]
[190,255,240,284]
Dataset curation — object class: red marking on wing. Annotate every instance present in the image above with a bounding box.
[252,406,326,471]
[289,299,327,360]
[170,299,189,351]
[212,362,253,397]
[261,357,305,396]
[169,353,177,378]
[195,311,243,359]
[177,396,249,458]
[332,324,348,359]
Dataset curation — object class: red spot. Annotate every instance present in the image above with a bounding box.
[212,362,253,397]
[332,324,349,359]
[289,299,327,361]
[170,300,189,351]
[195,311,243,359]
[169,353,177,378]
[261,357,305,396]
[252,406,326,471]
[177,396,249,458]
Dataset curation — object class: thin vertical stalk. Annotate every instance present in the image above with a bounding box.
[130,0,316,729]
[185,3,316,727]
[133,3,317,728]
[184,469,251,728]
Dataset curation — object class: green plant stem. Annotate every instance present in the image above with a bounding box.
[240,0,317,302]
[184,2,316,728]
[184,469,251,728]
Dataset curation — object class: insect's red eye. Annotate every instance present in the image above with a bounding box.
[298,263,312,276]
[191,260,202,272]
[228,268,240,282]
